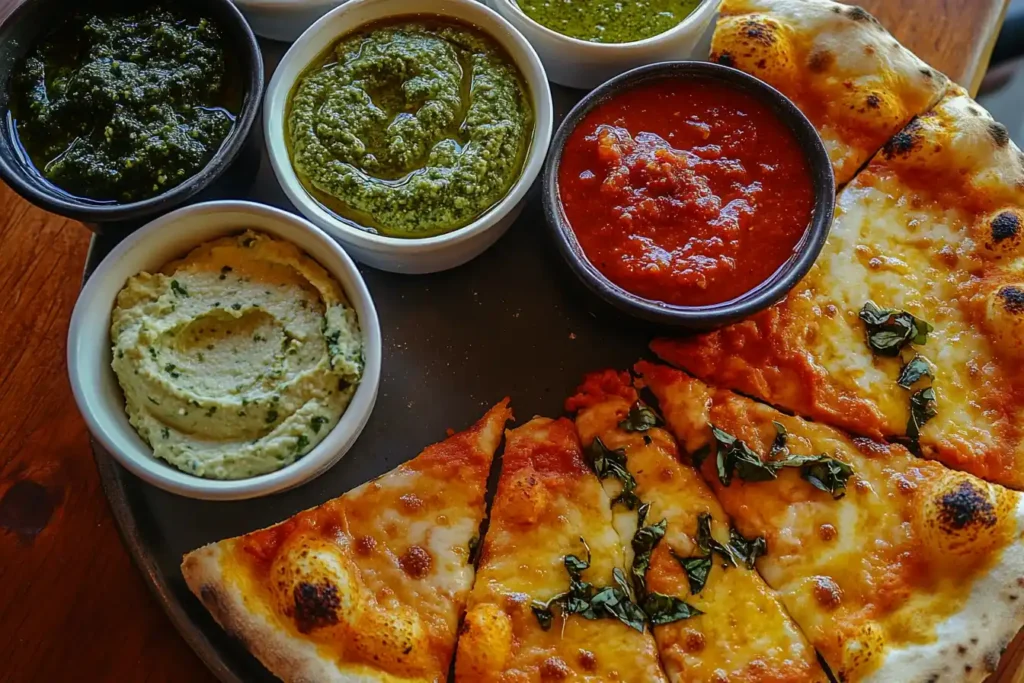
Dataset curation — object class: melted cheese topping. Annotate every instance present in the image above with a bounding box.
[214,400,511,682]
[653,90,1024,488]
[455,417,668,683]
[639,364,1024,682]
[570,371,828,683]
[711,0,947,184]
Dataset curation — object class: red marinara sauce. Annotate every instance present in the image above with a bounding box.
[558,79,815,307]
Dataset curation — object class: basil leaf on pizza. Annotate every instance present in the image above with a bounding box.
[908,387,939,441]
[620,402,661,432]
[673,550,713,595]
[586,437,641,510]
[897,355,933,389]
[631,517,667,595]
[858,301,933,356]
[642,592,703,626]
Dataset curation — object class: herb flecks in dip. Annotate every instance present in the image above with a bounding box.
[288,18,533,238]
[516,0,702,43]
[559,79,814,307]
[110,231,363,480]
[11,7,236,203]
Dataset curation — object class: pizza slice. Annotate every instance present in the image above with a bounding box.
[567,370,829,682]
[454,416,668,682]
[710,0,948,184]
[652,86,1024,489]
[638,361,1024,682]
[181,400,512,683]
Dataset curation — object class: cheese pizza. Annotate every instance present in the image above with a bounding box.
[454,416,668,682]
[652,85,1024,489]
[181,400,512,683]
[638,361,1024,682]
[568,370,828,682]
[710,0,948,184]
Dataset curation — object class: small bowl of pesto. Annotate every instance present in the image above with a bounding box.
[265,0,554,274]
[486,0,719,89]
[0,0,263,228]
[67,201,383,500]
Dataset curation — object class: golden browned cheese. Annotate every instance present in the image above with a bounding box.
[567,370,828,683]
[455,417,668,683]
[652,87,1024,490]
[710,0,947,185]
[181,401,512,683]
[638,362,1024,683]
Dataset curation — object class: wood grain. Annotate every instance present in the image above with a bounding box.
[0,0,1012,682]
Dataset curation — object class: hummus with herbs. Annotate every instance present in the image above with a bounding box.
[287,18,533,238]
[110,231,363,480]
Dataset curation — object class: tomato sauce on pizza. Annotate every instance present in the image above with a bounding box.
[557,78,814,307]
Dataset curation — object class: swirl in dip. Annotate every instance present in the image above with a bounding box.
[110,231,363,479]
[287,17,534,238]
[558,78,814,307]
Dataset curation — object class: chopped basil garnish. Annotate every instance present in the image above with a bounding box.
[709,425,853,497]
[674,552,712,595]
[908,387,938,441]
[897,355,933,389]
[630,514,667,596]
[641,592,703,625]
[170,279,189,298]
[310,415,328,434]
[859,301,933,356]
[586,438,641,510]
[620,402,660,432]
[676,512,766,586]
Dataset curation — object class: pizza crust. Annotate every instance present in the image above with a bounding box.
[182,545,427,683]
[867,495,1024,682]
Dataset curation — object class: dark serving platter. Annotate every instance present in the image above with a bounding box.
[82,38,688,682]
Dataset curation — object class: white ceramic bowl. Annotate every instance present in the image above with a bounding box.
[486,0,719,89]
[67,201,382,501]
[264,0,554,274]
[231,0,347,42]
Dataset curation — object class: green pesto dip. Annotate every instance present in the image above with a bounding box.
[288,18,534,238]
[516,0,703,43]
[10,7,236,203]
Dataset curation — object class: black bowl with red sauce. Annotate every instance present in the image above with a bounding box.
[543,61,835,330]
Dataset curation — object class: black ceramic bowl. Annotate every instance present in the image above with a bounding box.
[0,0,264,228]
[543,61,836,331]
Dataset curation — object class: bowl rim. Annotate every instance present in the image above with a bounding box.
[263,0,554,256]
[542,61,837,329]
[0,0,265,224]
[66,200,383,500]
[489,0,716,50]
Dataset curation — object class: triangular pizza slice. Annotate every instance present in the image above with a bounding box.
[181,400,512,683]
[568,370,828,682]
[455,416,668,682]
[652,86,1024,489]
[638,361,1024,682]
[710,0,948,185]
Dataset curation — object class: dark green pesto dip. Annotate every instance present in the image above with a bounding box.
[288,18,534,238]
[516,0,702,43]
[10,7,236,203]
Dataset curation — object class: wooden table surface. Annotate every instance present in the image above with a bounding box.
[0,1,1016,681]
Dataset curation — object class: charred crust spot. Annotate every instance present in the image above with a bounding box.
[958,645,969,655]
[938,481,998,531]
[293,581,340,633]
[969,106,984,117]
[355,535,376,555]
[714,51,735,67]
[808,48,835,73]
[988,122,1011,148]
[920,67,933,79]
[866,93,881,109]
[998,286,1024,314]
[991,212,1021,242]
[540,657,571,680]
[577,649,598,671]
[813,576,844,610]
[965,664,973,673]
[972,637,980,645]
[883,120,922,158]
[846,6,877,22]
[741,19,776,45]
[399,545,433,579]
[831,5,842,12]
[756,58,767,69]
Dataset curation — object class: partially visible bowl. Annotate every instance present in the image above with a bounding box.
[0,0,264,229]
[231,0,346,42]
[486,0,719,89]
[543,61,836,330]
[264,0,554,274]
[67,201,383,500]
